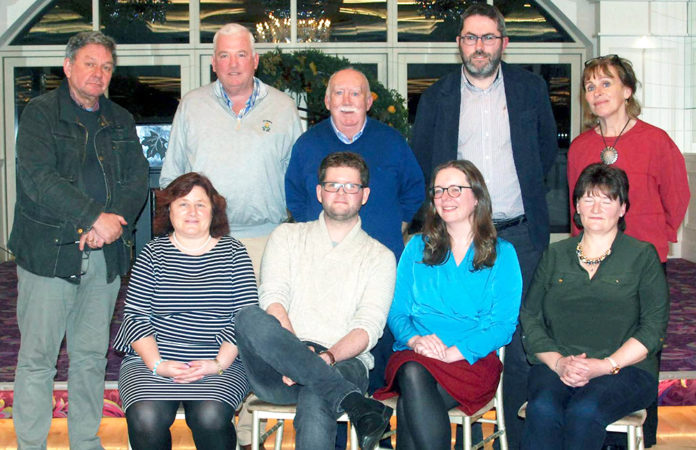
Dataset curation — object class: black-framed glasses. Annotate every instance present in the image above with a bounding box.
[320,182,364,194]
[432,185,472,199]
[459,33,503,47]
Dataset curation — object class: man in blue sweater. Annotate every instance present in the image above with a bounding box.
[286,68,424,262]
[285,68,424,447]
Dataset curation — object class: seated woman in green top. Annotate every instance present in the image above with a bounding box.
[520,163,669,450]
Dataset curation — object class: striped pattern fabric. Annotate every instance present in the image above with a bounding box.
[113,235,258,410]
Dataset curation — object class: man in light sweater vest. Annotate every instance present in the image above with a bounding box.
[160,23,303,277]
[237,152,396,450]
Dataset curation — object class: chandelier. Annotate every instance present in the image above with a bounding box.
[256,13,332,43]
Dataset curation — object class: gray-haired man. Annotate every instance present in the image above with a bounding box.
[10,31,148,448]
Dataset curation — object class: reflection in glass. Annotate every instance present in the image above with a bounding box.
[495,0,572,42]
[201,0,386,44]
[14,67,64,126]
[406,63,459,123]
[305,0,386,42]
[398,0,572,43]
[11,0,92,46]
[100,0,189,44]
[108,65,181,124]
[407,62,571,232]
[398,0,477,42]
[14,64,181,129]
[200,0,281,44]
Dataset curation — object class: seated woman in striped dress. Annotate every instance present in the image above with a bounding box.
[113,172,258,450]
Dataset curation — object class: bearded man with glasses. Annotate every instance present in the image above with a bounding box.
[410,3,558,448]
[237,152,396,450]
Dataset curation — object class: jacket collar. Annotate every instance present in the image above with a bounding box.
[57,79,114,126]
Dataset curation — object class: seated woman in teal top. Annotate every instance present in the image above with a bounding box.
[374,160,522,450]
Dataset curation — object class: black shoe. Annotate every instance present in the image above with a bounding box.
[351,398,392,449]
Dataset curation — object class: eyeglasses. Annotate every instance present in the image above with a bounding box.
[432,185,472,199]
[320,182,364,194]
[459,34,503,47]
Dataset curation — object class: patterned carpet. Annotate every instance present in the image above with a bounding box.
[0,258,694,409]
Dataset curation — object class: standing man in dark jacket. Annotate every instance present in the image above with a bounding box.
[9,31,148,449]
[410,4,558,448]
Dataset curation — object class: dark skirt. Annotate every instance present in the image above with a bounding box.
[373,350,502,415]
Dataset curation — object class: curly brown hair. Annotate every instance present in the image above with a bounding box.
[422,160,497,269]
[154,172,229,237]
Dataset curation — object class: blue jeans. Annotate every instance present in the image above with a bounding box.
[13,251,119,450]
[522,364,657,450]
[236,307,368,450]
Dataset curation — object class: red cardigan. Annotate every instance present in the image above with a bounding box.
[567,119,690,262]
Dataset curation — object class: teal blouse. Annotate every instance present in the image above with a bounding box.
[388,235,522,364]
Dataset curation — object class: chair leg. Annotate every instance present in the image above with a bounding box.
[252,411,260,450]
[349,422,359,450]
[637,425,645,450]
[497,406,508,450]
[463,418,472,450]
[274,420,284,450]
[626,425,637,450]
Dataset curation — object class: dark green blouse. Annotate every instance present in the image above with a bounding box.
[520,232,669,377]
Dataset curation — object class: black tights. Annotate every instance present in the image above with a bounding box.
[395,361,460,450]
[125,400,237,450]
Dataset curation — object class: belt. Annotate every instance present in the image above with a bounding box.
[493,215,527,232]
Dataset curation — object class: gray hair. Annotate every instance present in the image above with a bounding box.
[325,67,371,101]
[65,31,117,65]
[213,23,256,55]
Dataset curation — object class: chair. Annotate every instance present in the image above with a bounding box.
[375,347,508,450]
[517,402,647,450]
[247,396,359,450]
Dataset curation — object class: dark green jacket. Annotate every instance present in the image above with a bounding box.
[520,232,669,378]
[9,80,149,283]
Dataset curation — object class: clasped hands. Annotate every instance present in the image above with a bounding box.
[408,334,458,363]
[555,353,612,387]
[78,212,127,251]
[153,359,222,383]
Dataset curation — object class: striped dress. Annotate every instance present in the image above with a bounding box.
[113,235,258,411]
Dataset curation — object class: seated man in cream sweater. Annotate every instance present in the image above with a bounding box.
[237,152,396,450]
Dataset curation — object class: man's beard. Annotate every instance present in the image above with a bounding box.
[460,47,503,79]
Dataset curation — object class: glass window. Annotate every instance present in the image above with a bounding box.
[398,0,572,43]
[407,63,459,122]
[407,62,572,232]
[398,0,472,43]
[303,0,386,43]
[200,0,287,44]
[14,67,64,125]
[108,65,181,124]
[11,0,92,46]
[100,0,189,44]
[13,64,181,132]
[201,0,386,44]
[494,0,573,43]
